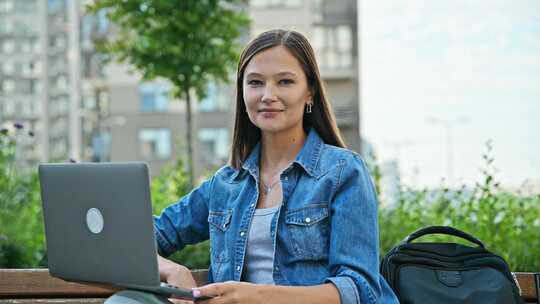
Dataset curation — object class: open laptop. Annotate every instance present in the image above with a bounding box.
[39,162,210,301]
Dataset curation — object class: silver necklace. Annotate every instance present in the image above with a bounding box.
[261,179,280,195]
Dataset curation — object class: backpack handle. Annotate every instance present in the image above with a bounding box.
[403,226,485,248]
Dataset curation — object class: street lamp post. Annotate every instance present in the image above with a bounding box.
[428,116,467,186]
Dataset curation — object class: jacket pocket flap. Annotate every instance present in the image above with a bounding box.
[208,210,232,231]
[285,204,329,226]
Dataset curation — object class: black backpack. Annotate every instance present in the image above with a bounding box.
[380,226,524,304]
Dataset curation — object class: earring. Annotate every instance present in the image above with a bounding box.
[306,102,313,114]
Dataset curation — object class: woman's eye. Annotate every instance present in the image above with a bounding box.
[247,80,262,86]
[279,79,294,85]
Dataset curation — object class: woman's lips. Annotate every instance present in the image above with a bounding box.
[258,109,284,112]
[259,109,283,118]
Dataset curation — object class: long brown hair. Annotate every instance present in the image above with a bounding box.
[230,29,346,169]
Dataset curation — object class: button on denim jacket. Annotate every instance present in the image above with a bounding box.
[154,129,399,304]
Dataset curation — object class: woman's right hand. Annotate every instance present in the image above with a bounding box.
[158,255,198,304]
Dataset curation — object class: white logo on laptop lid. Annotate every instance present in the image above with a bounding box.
[86,208,104,234]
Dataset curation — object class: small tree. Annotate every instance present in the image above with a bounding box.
[87,0,249,187]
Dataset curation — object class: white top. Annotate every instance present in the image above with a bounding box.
[242,206,280,284]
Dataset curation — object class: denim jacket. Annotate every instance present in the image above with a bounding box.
[154,129,399,304]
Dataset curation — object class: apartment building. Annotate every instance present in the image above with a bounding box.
[0,0,83,165]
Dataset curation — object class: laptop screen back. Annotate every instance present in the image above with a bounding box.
[39,163,160,288]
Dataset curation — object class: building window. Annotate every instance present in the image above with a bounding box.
[33,38,41,53]
[22,62,34,77]
[33,61,42,76]
[2,99,14,115]
[198,128,229,165]
[0,19,13,34]
[21,40,31,53]
[97,9,109,33]
[313,25,353,70]
[55,75,67,90]
[25,99,38,117]
[2,39,15,53]
[14,0,36,13]
[24,101,32,117]
[91,132,111,162]
[48,0,64,12]
[199,82,229,112]
[50,35,66,49]
[1,79,15,93]
[0,0,14,13]
[1,62,14,75]
[57,97,68,113]
[14,100,23,116]
[312,0,323,22]
[30,79,42,94]
[51,138,67,156]
[250,0,302,9]
[139,128,171,160]
[139,82,169,112]
[12,20,33,35]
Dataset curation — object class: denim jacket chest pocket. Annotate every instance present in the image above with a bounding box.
[285,203,330,260]
[208,210,232,263]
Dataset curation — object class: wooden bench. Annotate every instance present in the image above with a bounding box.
[0,269,538,303]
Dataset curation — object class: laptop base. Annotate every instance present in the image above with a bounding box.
[105,290,172,304]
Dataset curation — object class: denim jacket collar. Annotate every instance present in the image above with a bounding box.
[239,128,324,180]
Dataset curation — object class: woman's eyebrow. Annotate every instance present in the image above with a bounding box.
[245,71,298,78]
[275,71,298,78]
[245,72,263,79]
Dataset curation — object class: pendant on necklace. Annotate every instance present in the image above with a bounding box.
[264,187,271,195]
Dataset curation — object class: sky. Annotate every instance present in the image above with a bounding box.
[360,0,540,189]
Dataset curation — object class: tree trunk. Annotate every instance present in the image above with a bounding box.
[185,88,194,189]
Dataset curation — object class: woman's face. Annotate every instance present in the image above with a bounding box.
[242,45,312,135]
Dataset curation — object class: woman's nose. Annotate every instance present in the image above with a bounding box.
[261,84,278,103]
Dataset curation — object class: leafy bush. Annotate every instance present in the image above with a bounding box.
[0,126,46,268]
[151,158,210,269]
[378,142,540,271]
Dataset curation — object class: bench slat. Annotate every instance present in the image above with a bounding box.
[515,272,539,302]
[0,269,208,299]
[0,269,117,298]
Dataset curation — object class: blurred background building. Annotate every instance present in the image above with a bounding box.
[1,0,361,179]
[0,0,80,165]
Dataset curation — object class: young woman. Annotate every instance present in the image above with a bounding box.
[154,29,398,304]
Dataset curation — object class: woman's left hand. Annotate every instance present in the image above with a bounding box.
[193,281,264,304]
